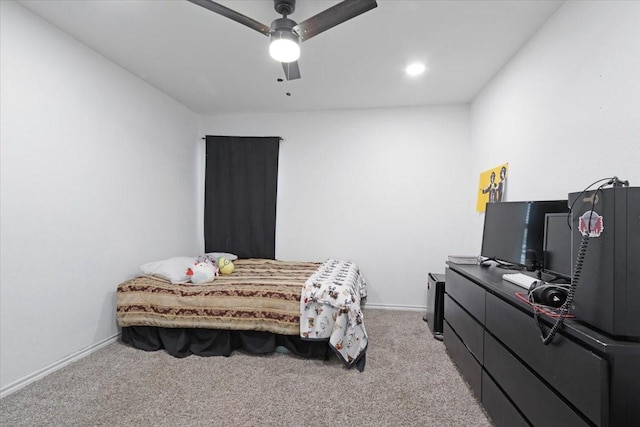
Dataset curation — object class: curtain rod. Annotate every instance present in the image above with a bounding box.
[201,136,284,141]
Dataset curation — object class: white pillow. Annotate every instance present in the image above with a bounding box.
[140,257,197,284]
[205,252,238,261]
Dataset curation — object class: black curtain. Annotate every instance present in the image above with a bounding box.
[204,136,280,259]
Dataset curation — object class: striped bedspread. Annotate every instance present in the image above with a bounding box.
[116,259,321,335]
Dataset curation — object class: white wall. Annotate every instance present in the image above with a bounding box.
[0,1,200,392]
[200,1,640,308]
[4,0,638,397]
[200,105,476,308]
[470,0,640,247]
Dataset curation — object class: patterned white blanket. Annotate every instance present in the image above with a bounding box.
[300,259,367,367]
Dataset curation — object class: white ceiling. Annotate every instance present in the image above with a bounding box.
[18,0,564,115]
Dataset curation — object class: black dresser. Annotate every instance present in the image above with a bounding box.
[444,262,640,427]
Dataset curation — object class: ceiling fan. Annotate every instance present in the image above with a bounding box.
[186,0,378,81]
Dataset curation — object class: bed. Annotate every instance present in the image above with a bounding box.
[117,258,368,370]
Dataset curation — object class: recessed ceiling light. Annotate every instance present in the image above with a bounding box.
[406,63,426,76]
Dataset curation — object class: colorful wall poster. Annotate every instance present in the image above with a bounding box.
[476,163,508,212]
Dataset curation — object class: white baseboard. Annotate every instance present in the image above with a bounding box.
[364,303,425,312]
[0,333,121,399]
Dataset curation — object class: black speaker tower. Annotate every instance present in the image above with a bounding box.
[569,186,640,341]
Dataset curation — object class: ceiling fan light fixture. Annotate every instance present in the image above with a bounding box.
[269,30,300,63]
[187,0,379,80]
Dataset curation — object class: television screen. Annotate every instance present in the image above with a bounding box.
[481,200,570,269]
[543,212,572,280]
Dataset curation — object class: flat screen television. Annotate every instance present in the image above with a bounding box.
[543,212,572,281]
[481,200,570,269]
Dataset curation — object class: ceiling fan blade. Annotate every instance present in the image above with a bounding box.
[186,0,271,36]
[282,61,301,80]
[294,0,377,42]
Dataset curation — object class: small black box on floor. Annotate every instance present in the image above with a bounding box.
[424,273,446,340]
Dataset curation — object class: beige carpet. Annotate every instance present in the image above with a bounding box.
[0,309,492,426]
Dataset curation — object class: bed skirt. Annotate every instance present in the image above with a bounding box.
[120,326,331,359]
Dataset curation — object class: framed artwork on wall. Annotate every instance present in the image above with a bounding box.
[476,163,508,212]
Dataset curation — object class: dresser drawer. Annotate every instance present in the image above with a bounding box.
[444,321,482,398]
[484,332,590,427]
[481,370,529,427]
[445,268,486,324]
[444,294,484,363]
[485,293,608,425]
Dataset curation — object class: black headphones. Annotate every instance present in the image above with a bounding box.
[530,282,568,308]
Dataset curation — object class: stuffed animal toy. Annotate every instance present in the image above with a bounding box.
[217,257,235,275]
[186,262,218,284]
